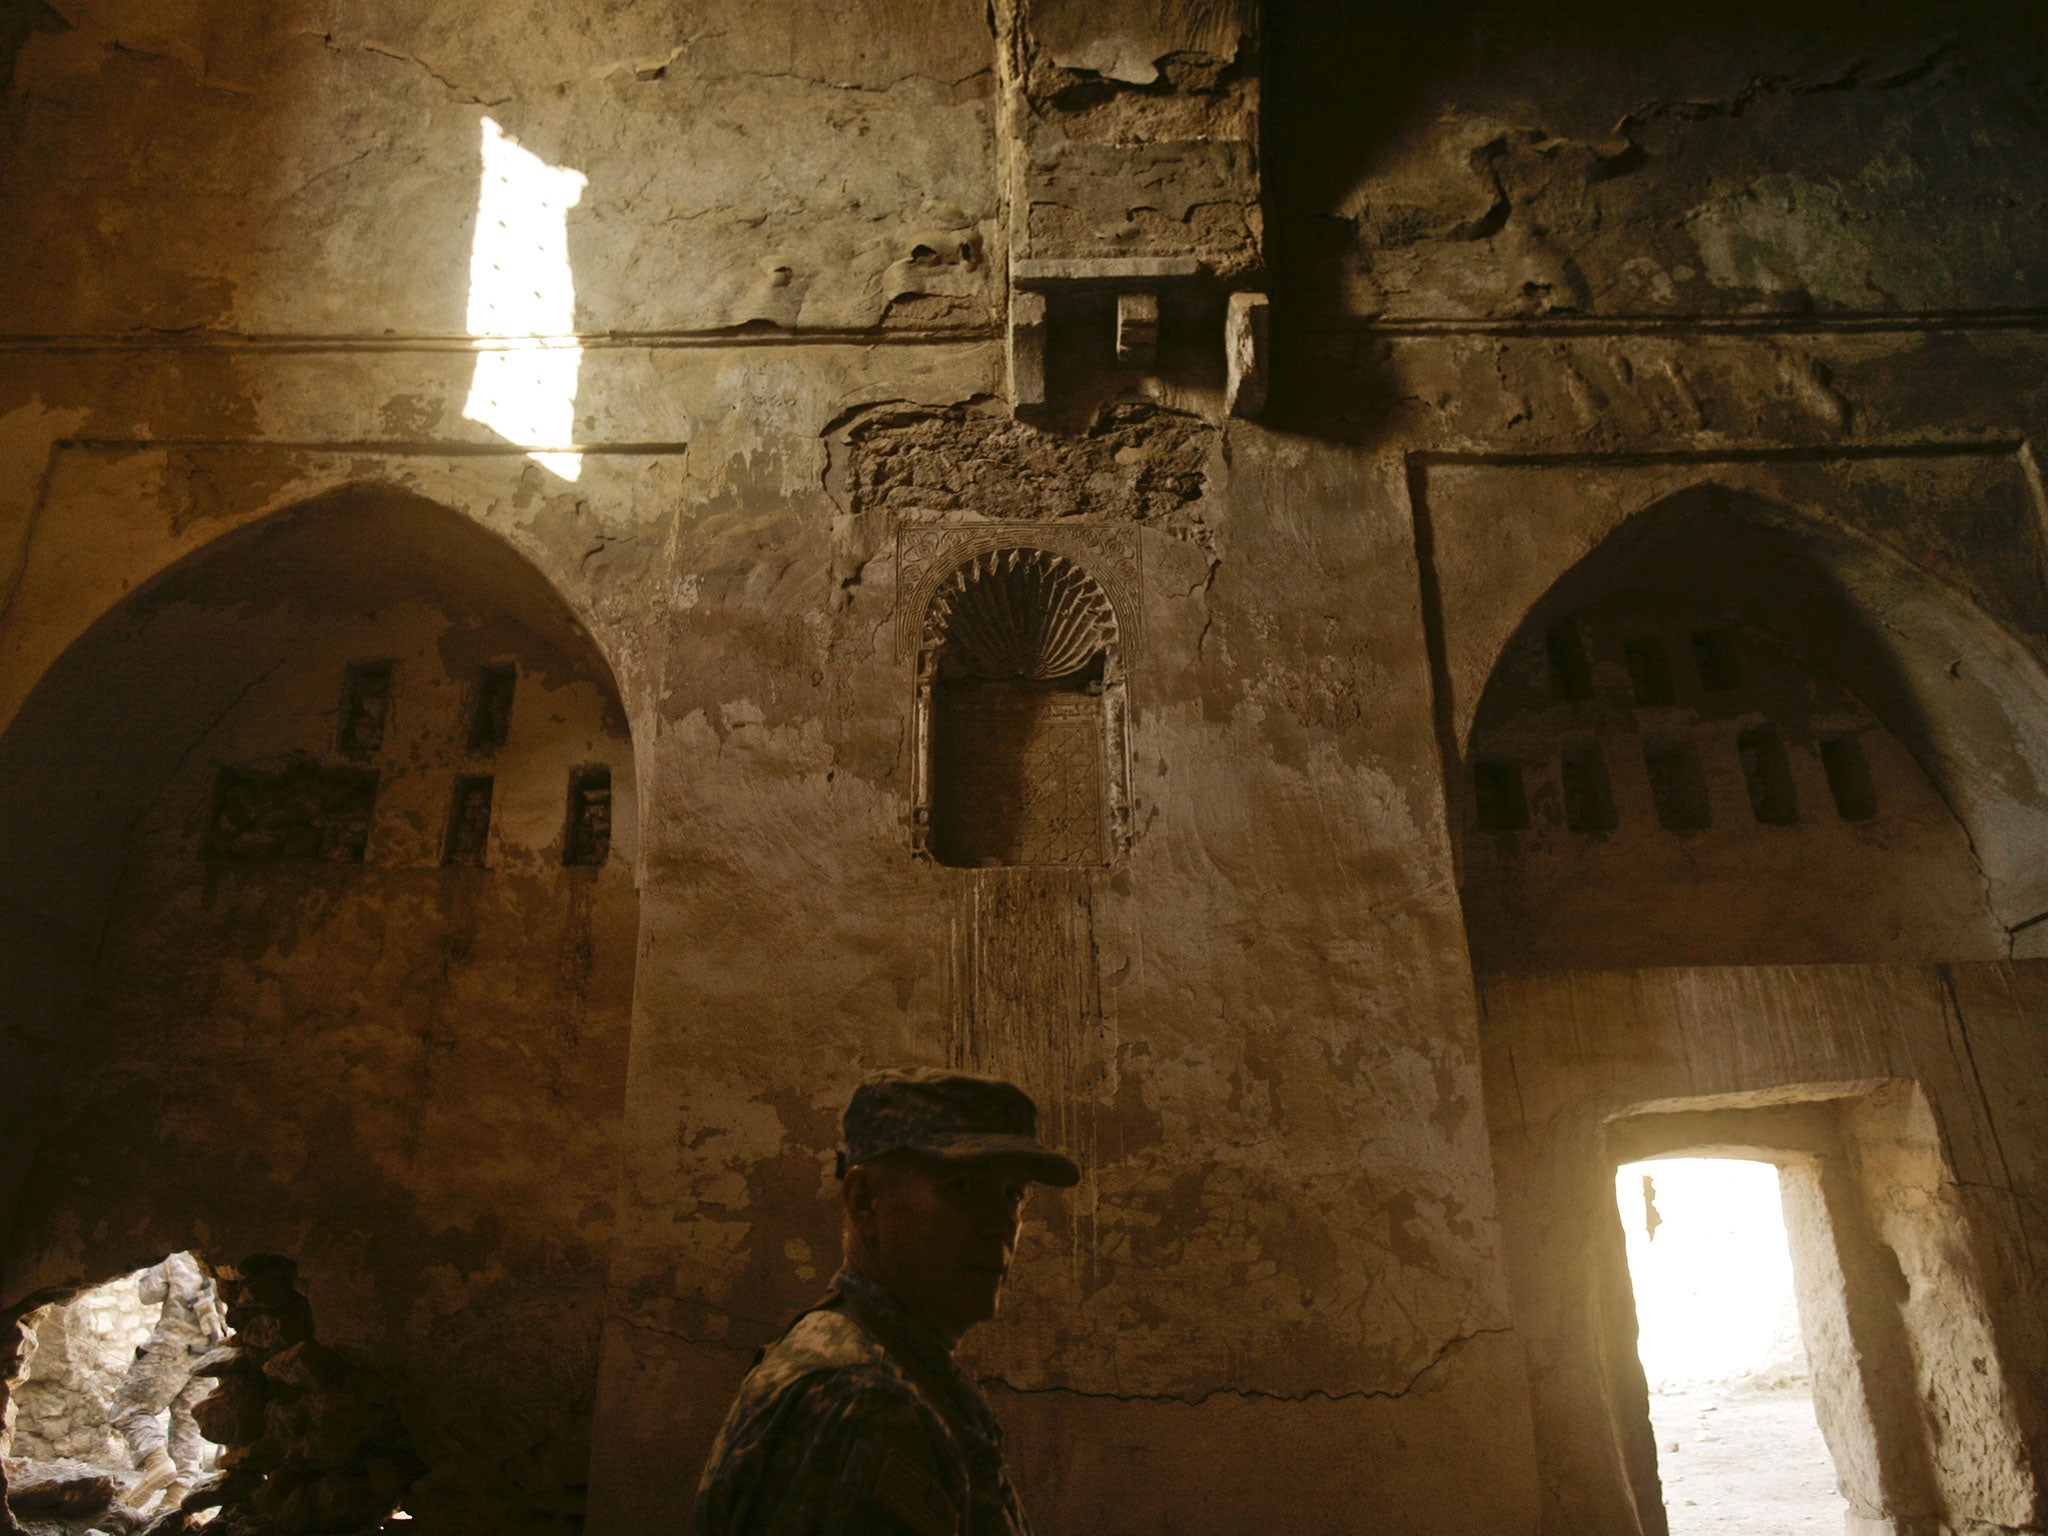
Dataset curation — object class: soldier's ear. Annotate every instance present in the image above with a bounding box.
[841,1161,882,1234]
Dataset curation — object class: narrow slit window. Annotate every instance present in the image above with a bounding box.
[1820,736,1878,821]
[1624,637,1677,706]
[1737,724,1798,825]
[1644,739,1712,831]
[444,775,495,866]
[337,661,394,756]
[1560,740,1618,832]
[1546,620,1594,702]
[1691,629,1740,692]
[468,664,516,753]
[1472,760,1529,832]
[564,765,613,866]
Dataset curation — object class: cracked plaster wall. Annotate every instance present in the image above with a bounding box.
[3,2,2048,1534]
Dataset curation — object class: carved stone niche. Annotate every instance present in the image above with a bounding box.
[912,547,1132,868]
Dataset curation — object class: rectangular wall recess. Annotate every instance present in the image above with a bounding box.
[1624,638,1677,706]
[468,664,516,754]
[1561,740,1619,832]
[1820,736,1878,821]
[1643,739,1712,831]
[564,765,613,867]
[444,775,495,866]
[1546,620,1595,701]
[336,661,394,757]
[1738,724,1799,825]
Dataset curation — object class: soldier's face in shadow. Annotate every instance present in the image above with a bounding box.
[845,1153,1034,1346]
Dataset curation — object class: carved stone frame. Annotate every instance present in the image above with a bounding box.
[903,529,1137,865]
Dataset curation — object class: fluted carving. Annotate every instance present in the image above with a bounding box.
[925,547,1118,681]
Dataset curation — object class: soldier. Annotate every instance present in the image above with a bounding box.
[113,1251,228,1509]
[695,1067,1081,1536]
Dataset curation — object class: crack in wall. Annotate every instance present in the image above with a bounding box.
[989,1325,1514,1406]
[1614,41,1955,134]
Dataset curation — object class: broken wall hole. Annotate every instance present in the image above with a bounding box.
[335,663,394,758]
[1614,1157,1848,1536]
[5,1253,228,1530]
[443,775,494,867]
[2,1253,425,1536]
[915,547,1131,868]
[4,1253,419,1536]
[466,665,515,755]
[206,764,377,863]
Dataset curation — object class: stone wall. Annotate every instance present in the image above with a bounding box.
[1,2,2046,1534]
[9,1272,157,1467]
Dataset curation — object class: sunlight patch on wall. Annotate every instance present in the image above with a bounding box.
[463,117,587,482]
[1616,1157,1806,1388]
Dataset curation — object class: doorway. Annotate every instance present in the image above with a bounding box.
[1614,1157,1848,1535]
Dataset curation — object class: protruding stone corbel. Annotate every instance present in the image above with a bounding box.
[1008,290,1047,409]
[1226,291,1269,419]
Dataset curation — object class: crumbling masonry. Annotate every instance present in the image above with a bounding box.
[3,1,2048,1533]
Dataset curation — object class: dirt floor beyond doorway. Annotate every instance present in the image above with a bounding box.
[1651,1380,1842,1536]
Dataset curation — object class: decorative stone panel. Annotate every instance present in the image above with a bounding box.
[908,540,1134,865]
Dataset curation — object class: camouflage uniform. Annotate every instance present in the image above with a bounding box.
[695,1268,1031,1536]
[695,1068,1081,1536]
[113,1252,225,1487]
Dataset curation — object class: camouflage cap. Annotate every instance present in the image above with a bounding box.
[840,1067,1081,1188]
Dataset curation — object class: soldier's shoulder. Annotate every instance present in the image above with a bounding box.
[769,1306,893,1376]
[732,1306,921,1423]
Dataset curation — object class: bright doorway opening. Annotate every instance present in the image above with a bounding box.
[1615,1157,1851,1536]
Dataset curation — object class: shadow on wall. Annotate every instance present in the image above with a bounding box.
[0,484,639,1536]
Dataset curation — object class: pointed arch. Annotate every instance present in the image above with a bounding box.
[0,482,640,1534]
[1455,482,2048,947]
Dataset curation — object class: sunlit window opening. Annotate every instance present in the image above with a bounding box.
[1615,1158,1850,1536]
[462,116,587,482]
